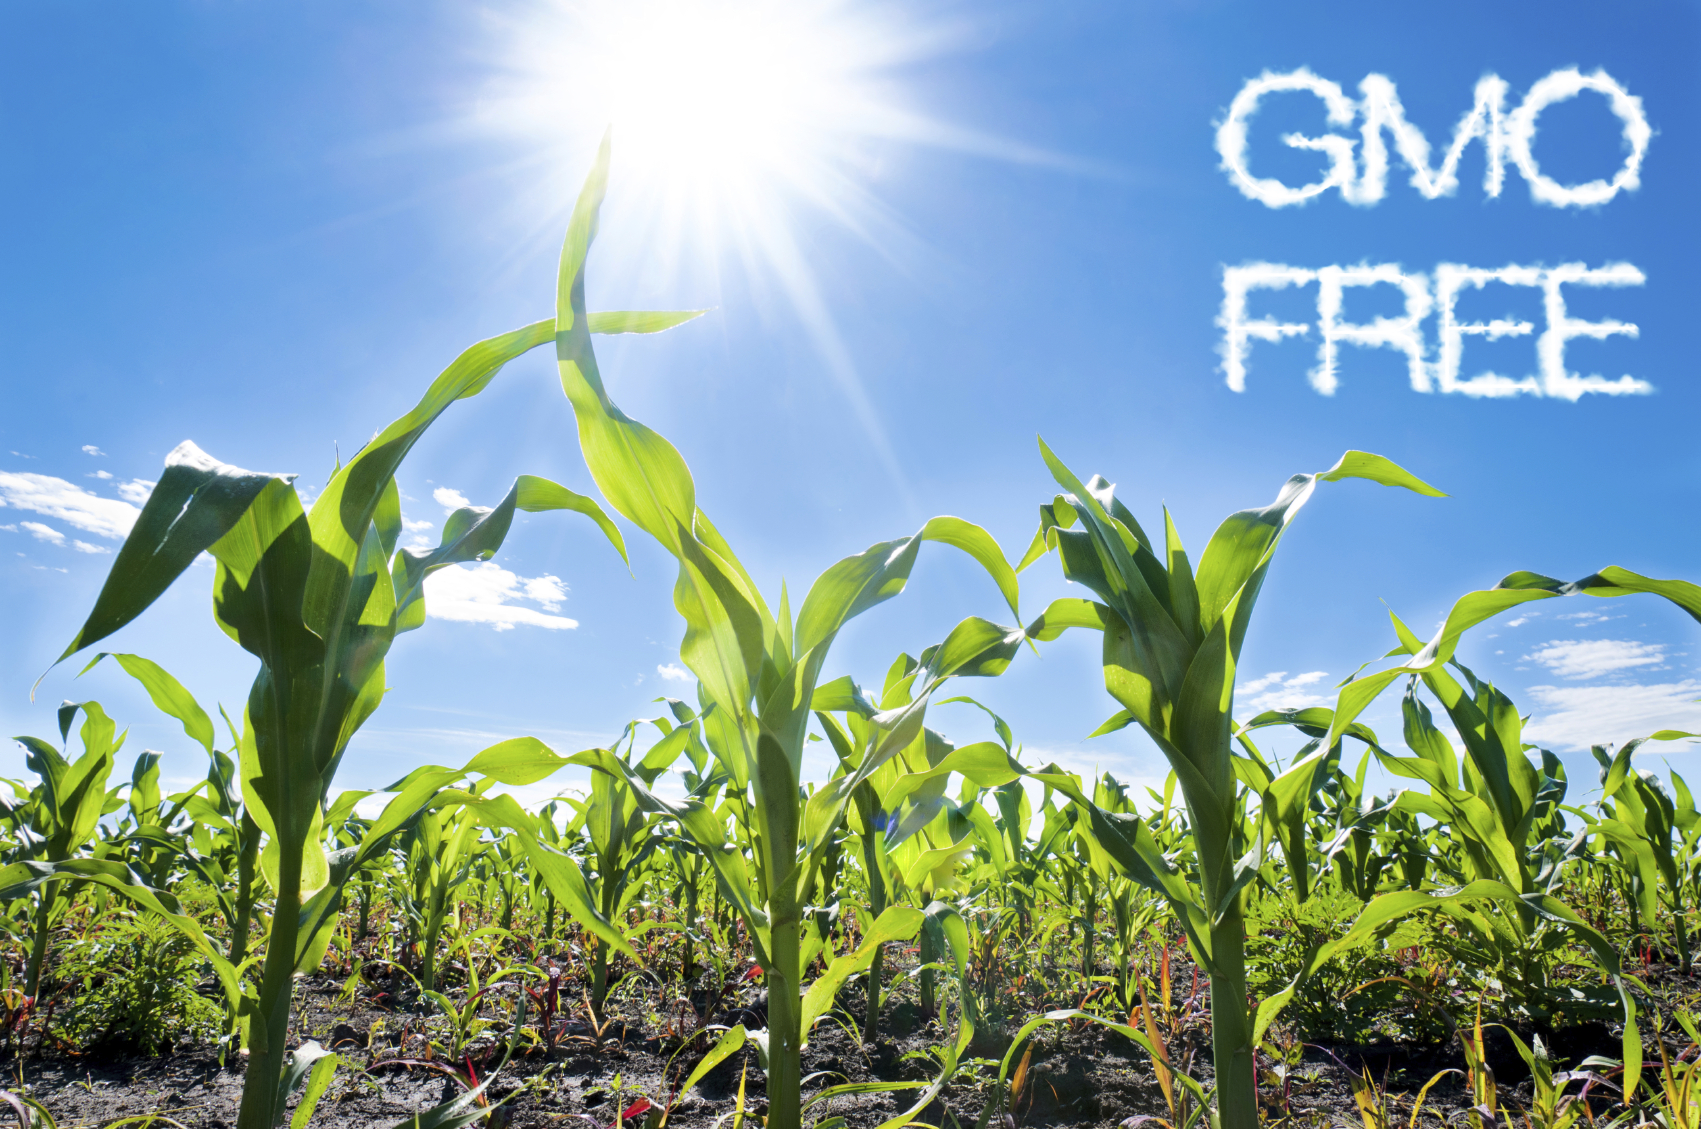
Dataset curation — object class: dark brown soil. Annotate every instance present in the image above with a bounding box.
[5,951,1684,1129]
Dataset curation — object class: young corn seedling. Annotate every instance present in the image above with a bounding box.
[12,700,120,1000]
[13,263,690,1127]
[1018,442,1444,1129]
[1306,569,1701,1098]
[547,137,1025,1129]
[1588,739,1701,972]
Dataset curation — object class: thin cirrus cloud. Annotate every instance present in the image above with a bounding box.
[0,471,148,541]
[13,520,105,553]
[1238,670,1330,713]
[1523,638,1665,679]
[1523,680,1701,752]
[20,521,65,546]
[422,561,577,632]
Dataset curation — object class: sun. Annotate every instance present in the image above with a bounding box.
[476,0,994,497]
[484,0,941,253]
[592,1,865,199]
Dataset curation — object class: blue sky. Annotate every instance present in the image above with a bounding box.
[2,0,1697,806]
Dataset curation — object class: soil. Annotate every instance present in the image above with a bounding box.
[4,947,1688,1129]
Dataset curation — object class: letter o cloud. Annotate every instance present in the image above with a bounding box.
[1505,68,1651,207]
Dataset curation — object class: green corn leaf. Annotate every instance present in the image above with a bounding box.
[901,843,974,891]
[303,319,556,635]
[1546,566,1701,626]
[878,741,1023,810]
[515,473,628,564]
[799,905,923,1038]
[874,1018,974,1129]
[587,309,708,335]
[77,653,216,756]
[1317,450,1447,496]
[917,516,1020,622]
[1591,817,1660,921]
[664,1024,747,1126]
[922,899,971,983]
[281,1041,339,1129]
[49,441,287,673]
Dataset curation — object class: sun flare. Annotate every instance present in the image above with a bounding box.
[480,1,986,497]
[486,0,940,258]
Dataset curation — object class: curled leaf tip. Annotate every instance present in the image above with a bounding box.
[1319,450,1447,497]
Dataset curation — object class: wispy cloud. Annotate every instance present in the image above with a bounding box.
[433,487,471,513]
[524,575,567,610]
[0,472,140,539]
[1524,680,1701,751]
[71,540,110,555]
[82,445,105,457]
[20,521,65,546]
[1524,639,1664,680]
[88,470,113,480]
[117,479,154,506]
[1238,670,1330,713]
[657,663,692,683]
[423,562,577,631]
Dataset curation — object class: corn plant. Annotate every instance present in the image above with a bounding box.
[16,276,696,1124]
[547,137,1025,1129]
[1015,443,1443,1129]
[12,701,120,999]
[815,662,1002,1033]
[557,720,685,1023]
[1587,739,1701,971]
[1301,567,1701,1097]
[398,796,490,997]
[1075,774,1162,1013]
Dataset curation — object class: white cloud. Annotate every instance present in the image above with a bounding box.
[20,521,64,546]
[1238,670,1330,714]
[88,470,113,480]
[1524,639,1664,680]
[423,561,578,632]
[117,479,155,506]
[82,445,105,457]
[1506,616,1532,628]
[433,487,471,513]
[0,472,140,539]
[1523,681,1701,752]
[403,517,436,550]
[657,663,692,683]
[71,540,110,555]
[523,575,567,611]
[1557,609,1616,624]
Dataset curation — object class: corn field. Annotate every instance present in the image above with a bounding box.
[2,144,1699,1129]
